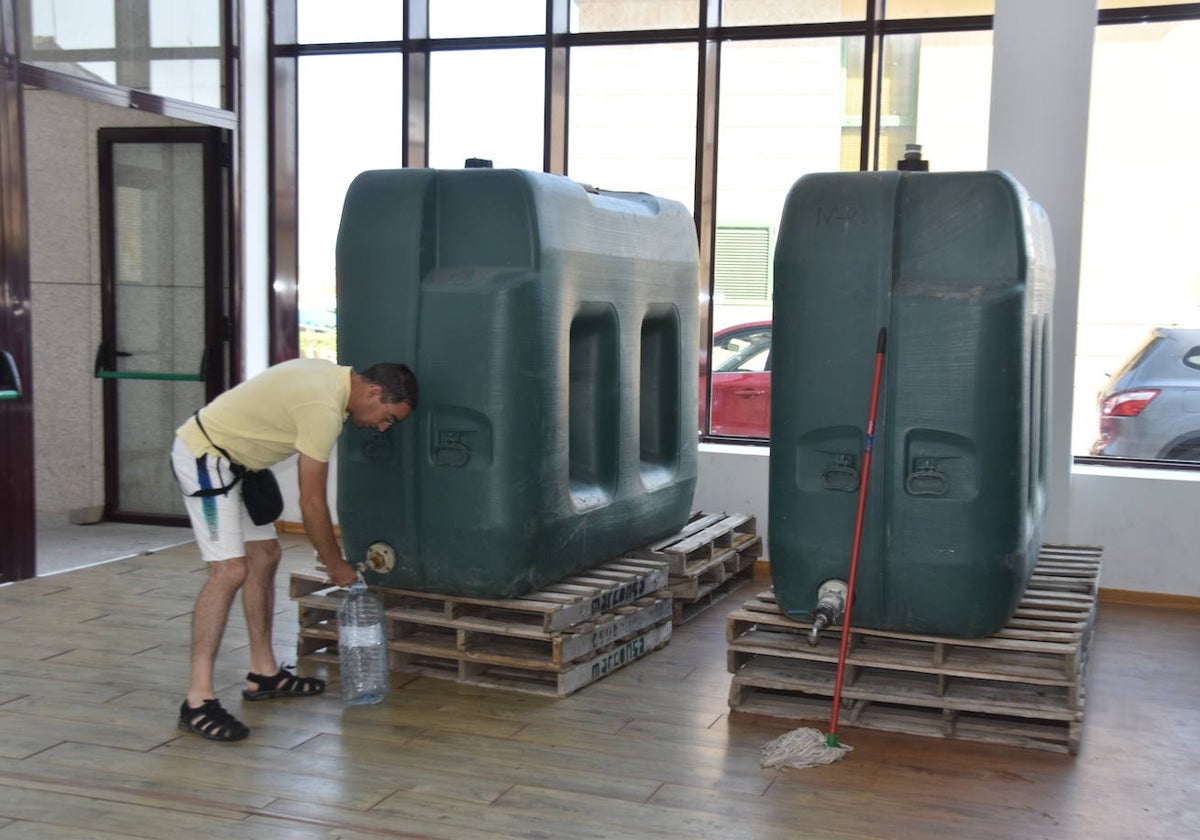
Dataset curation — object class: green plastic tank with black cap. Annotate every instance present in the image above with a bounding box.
[335,167,699,598]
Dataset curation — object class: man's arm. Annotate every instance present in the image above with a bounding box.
[297,452,358,587]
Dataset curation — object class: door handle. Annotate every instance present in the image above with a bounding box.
[733,388,765,397]
[94,343,209,381]
[1,350,21,400]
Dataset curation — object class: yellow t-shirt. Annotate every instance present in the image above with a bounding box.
[176,358,351,470]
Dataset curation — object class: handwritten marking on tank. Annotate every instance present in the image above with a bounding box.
[816,205,860,225]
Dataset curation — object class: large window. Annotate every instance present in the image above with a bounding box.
[876,31,991,173]
[298,0,403,43]
[571,0,699,32]
[707,37,860,438]
[429,0,545,38]
[1075,19,1200,465]
[568,43,698,209]
[297,54,404,361]
[19,0,226,108]
[707,30,990,439]
[284,3,995,440]
[428,49,545,171]
[281,1,1200,461]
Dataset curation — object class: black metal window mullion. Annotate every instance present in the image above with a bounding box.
[544,0,569,175]
[269,0,299,364]
[695,0,722,420]
[403,0,429,169]
[863,0,881,172]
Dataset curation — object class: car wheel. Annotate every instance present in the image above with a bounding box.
[1163,441,1200,462]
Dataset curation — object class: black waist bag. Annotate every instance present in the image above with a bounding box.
[239,468,284,526]
[191,414,284,526]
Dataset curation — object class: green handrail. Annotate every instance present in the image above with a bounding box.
[93,344,209,382]
[94,370,204,381]
[1,351,20,400]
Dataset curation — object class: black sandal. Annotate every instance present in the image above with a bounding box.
[178,698,249,742]
[242,666,326,700]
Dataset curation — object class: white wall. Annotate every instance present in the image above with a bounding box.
[988,0,1096,542]
[985,1,1200,598]
[691,447,1200,599]
[240,0,271,378]
[25,91,190,517]
[1070,467,1200,596]
[694,442,770,543]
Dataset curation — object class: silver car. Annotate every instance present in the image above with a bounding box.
[1091,327,1200,462]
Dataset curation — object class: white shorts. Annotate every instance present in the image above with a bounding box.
[171,436,278,562]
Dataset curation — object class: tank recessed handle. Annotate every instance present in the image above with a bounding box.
[361,432,394,462]
[822,454,859,492]
[906,458,948,496]
[434,432,470,467]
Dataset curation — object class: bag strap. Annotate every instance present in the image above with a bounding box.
[189,412,244,497]
[194,412,238,465]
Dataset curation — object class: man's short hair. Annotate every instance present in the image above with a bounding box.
[360,362,418,409]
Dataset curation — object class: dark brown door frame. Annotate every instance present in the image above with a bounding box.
[0,0,242,579]
[269,0,299,365]
[0,0,34,584]
[97,126,231,525]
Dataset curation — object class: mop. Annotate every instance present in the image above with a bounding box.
[761,328,887,769]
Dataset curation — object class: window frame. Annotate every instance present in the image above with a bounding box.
[273,0,1200,469]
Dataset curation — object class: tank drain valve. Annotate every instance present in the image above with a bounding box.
[808,579,848,646]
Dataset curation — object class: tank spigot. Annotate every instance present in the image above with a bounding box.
[808,579,848,646]
[808,613,831,646]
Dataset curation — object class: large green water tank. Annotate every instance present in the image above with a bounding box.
[335,168,698,598]
[768,170,1054,637]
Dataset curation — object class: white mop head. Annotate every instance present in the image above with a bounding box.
[761,727,852,769]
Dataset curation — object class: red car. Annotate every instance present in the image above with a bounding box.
[701,320,772,438]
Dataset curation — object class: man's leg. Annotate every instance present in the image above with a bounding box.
[239,533,326,699]
[186,557,247,708]
[172,436,254,739]
[242,537,282,679]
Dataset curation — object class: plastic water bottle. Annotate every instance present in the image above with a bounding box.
[337,581,389,705]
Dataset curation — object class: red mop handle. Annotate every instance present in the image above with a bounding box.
[829,327,887,738]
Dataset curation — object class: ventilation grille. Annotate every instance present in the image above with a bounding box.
[714,225,772,303]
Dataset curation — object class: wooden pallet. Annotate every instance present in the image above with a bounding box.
[633,512,761,575]
[290,556,673,697]
[727,544,1102,754]
[290,555,669,634]
[385,616,673,697]
[635,511,764,624]
[296,590,673,697]
[672,561,756,625]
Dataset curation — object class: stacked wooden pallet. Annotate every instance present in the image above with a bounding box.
[726,544,1102,754]
[289,556,672,697]
[631,511,764,624]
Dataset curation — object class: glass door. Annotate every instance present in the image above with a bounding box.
[96,126,231,523]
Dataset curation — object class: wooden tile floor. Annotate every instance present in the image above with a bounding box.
[1,533,1198,839]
